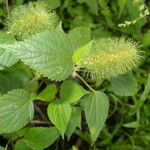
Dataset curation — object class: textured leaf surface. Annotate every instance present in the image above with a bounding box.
[47,100,72,137]
[81,91,109,142]
[0,89,34,133]
[66,107,81,139]
[24,127,60,149]
[68,26,91,51]
[111,73,138,96]
[16,30,74,81]
[60,80,87,103]
[36,84,57,101]
[24,79,38,94]
[15,139,32,150]
[0,69,30,94]
[0,32,18,70]
[0,32,15,44]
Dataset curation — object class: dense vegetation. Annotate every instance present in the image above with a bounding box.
[0,0,150,150]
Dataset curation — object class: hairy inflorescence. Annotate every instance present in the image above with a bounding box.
[8,1,58,39]
[73,37,142,79]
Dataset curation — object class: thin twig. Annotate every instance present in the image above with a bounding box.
[34,104,48,121]
[76,73,95,92]
[4,141,10,150]
[30,120,50,125]
[27,76,39,85]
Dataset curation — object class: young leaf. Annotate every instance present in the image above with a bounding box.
[81,91,109,142]
[36,84,57,102]
[16,30,74,81]
[15,139,32,150]
[60,80,87,103]
[0,89,34,133]
[65,107,81,139]
[123,121,140,128]
[47,100,72,137]
[68,26,91,51]
[23,127,60,150]
[111,73,138,96]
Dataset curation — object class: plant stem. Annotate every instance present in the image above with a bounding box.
[30,120,50,125]
[76,73,95,92]
[4,141,10,150]
[27,76,39,85]
[5,0,10,17]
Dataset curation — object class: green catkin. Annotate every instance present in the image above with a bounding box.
[8,1,58,39]
[73,37,142,79]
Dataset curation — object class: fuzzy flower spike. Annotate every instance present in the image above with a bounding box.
[73,37,142,79]
[8,1,58,39]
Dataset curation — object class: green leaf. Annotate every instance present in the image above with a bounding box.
[15,139,32,150]
[73,41,92,64]
[129,73,150,115]
[111,73,138,96]
[15,30,74,81]
[117,0,128,17]
[81,91,109,142]
[0,32,18,70]
[68,27,91,51]
[60,80,87,103]
[36,84,57,102]
[92,26,111,39]
[142,30,150,47]
[66,107,81,139]
[0,50,18,70]
[24,127,60,150]
[71,15,95,29]
[126,0,146,38]
[13,0,24,6]
[71,146,78,150]
[0,32,15,44]
[23,79,38,94]
[77,0,98,15]
[0,69,30,94]
[0,146,4,150]
[0,0,5,3]
[98,0,107,8]
[123,121,140,128]
[47,100,72,137]
[46,0,60,9]
[98,0,113,26]
[0,89,34,133]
